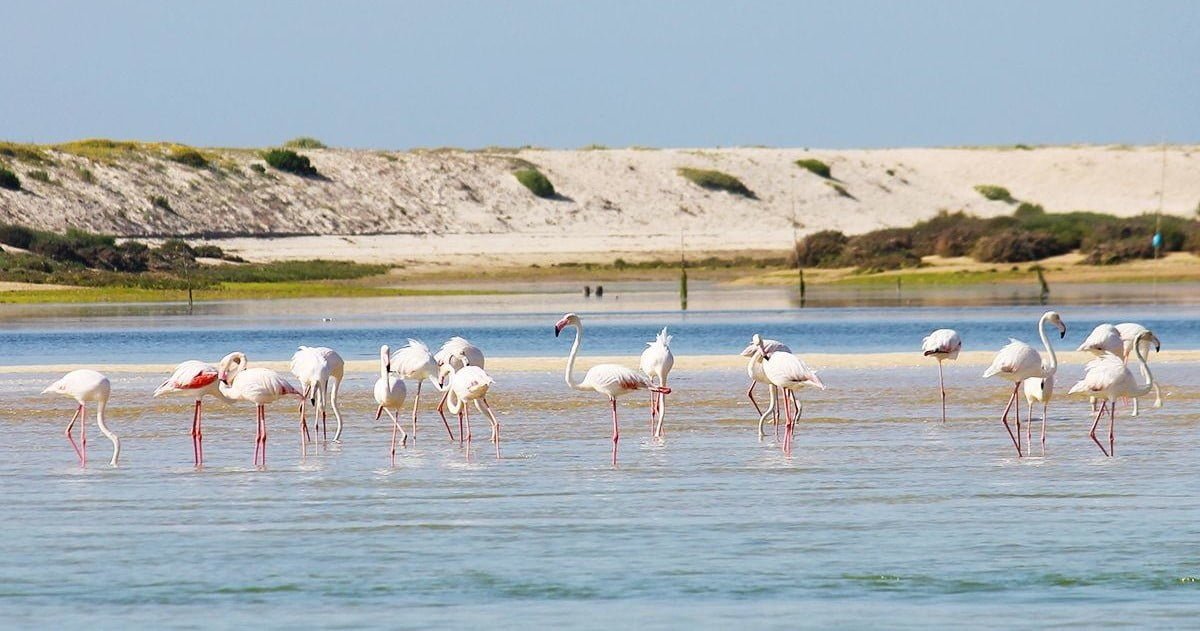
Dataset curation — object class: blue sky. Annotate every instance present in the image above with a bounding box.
[2,1,1196,149]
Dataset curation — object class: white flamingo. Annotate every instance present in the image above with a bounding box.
[1067,331,1157,456]
[640,327,674,438]
[43,369,119,467]
[751,334,826,453]
[982,311,1066,457]
[921,328,962,423]
[434,337,485,427]
[153,360,227,466]
[373,345,408,464]
[1076,323,1124,416]
[443,354,501,455]
[1115,322,1163,414]
[741,337,790,437]
[290,346,345,443]
[218,352,303,467]
[554,313,670,465]
[389,338,451,441]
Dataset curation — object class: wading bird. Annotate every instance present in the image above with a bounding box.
[218,352,303,467]
[982,311,1066,457]
[290,346,345,443]
[1077,323,1125,416]
[751,334,826,453]
[443,353,501,455]
[153,360,227,466]
[741,337,790,437]
[434,337,485,430]
[640,327,674,438]
[373,345,408,464]
[555,313,670,465]
[1115,322,1163,415]
[1067,331,1157,456]
[43,369,119,467]
[921,328,962,423]
[389,339,450,440]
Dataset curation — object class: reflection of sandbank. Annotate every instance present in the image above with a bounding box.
[4,350,1197,375]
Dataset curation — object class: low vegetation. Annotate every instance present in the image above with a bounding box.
[514,168,556,198]
[168,147,210,168]
[794,158,832,179]
[284,137,327,149]
[26,169,52,184]
[262,149,319,177]
[0,142,50,164]
[677,168,756,199]
[791,204,1200,271]
[0,166,20,191]
[974,184,1015,203]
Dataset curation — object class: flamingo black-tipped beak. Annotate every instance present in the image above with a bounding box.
[1059,329,1066,339]
[554,325,563,337]
[1155,342,1161,352]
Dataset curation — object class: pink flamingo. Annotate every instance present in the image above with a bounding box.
[389,339,451,441]
[639,327,674,438]
[443,353,501,455]
[434,337,485,434]
[217,352,303,467]
[921,328,962,423]
[1067,331,1157,456]
[982,310,1066,457]
[43,369,120,467]
[153,360,227,466]
[1076,323,1123,417]
[750,334,826,453]
[741,337,790,437]
[373,345,408,465]
[290,346,345,443]
[554,313,670,465]
[1115,322,1163,414]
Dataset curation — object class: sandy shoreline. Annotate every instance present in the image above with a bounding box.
[4,350,1197,375]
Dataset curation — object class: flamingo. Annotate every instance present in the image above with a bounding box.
[982,310,1066,457]
[389,338,451,441]
[443,353,501,455]
[153,360,227,466]
[554,313,670,465]
[434,337,485,428]
[1115,322,1163,415]
[1067,331,1157,456]
[640,327,674,438]
[218,352,303,467]
[751,334,826,453]
[921,328,962,423]
[373,345,408,464]
[740,338,790,437]
[1076,323,1124,416]
[43,369,119,467]
[290,346,345,443]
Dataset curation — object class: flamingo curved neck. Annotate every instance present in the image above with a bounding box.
[564,323,585,390]
[1131,341,1154,397]
[1038,313,1058,375]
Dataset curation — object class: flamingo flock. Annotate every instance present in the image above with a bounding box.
[38,310,1166,469]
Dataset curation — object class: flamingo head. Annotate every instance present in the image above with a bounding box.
[217,351,246,385]
[554,313,579,337]
[750,333,768,359]
[1139,330,1161,353]
[1044,311,1066,339]
[808,371,827,391]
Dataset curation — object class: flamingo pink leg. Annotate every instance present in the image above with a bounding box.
[610,398,620,466]
[411,381,422,443]
[191,400,202,466]
[1040,401,1047,456]
[436,389,456,441]
[65,404,83,465]
[998,383,1023,457]
[747,381,763,419]
[1108,400,1116,457]
[321,408,328,443]
[79,402,88,468]
[938,361,947,423]
[1089,400,1110,456]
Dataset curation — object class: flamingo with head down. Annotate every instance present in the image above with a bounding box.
[921,328,962,423]
[443,352,501,456]
[741,337,790,437]
[290,346,345,443]
[1115,322,1163,415]
[1067,330,1157,456]
[218,352,303,467]
[640,327,674,438]
[750,334,826,453]
[554,313,670,465]
[43,369,120,467]
[389,339,451,441]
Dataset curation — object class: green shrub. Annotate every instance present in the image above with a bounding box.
[972,229,1068,262]
[262,149,319,177]
[27,169,52,183]
[0,224,35,249]
[168,148,209,168]
[249,163,266,174]
[909,211,992,257]
[284,137,327,149]
[974,184,1015,203]
[1083,238,1155,265]
[790,230,848,267]
[0,142,50,164]
[514,168,556,198]
[841,228,922,271]
[794,158,831,179]
[76,167,96,184]
[0,166,21,191]
[677,168,755,198]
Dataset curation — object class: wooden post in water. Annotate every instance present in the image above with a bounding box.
[799,268,806,307]
[679,232,688,311]
[1034,264,1050,305]
[895,276,902,301]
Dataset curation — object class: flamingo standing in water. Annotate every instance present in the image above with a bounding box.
[554,313,670,465]
[434,337,484,435]
[982,311,1066,457]
[741,338,790,437]
[750,334,826,453]
[640,327,674,438]
[389,339,450,441]
[290,346,345,443]
[43,369,120,467]
[218,352,303,467]
[1115,322,1163,415]
[153,360,227,466]
[373,345,408,464]
[443,353,501,455]
[921,328,962,423]
[1076,323,1124,416]
[1067,331,1157,456]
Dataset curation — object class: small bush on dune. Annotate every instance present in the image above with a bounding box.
[27,169,52,183]
[794,158,832,179]
[677,168,756,198]
[974,184,1015,203]
[284,137,327,149]
[0,166,21,191]
[262,149,319,177]
[514,168,556,198]
[790,230,847,267]
[168,148,209,168]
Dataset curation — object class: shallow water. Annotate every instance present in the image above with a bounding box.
[3,361,1198,628]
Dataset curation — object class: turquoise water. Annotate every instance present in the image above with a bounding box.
[3,360,1198,628]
